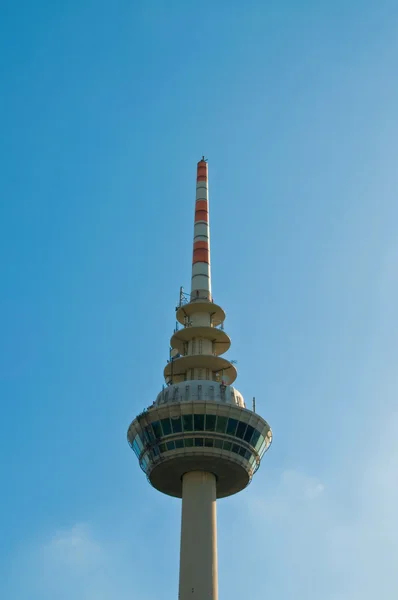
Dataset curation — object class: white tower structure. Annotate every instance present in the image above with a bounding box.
[128,158,272,600]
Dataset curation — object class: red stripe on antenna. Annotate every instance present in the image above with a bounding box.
[195,210,208,223]
[196,161,208,182]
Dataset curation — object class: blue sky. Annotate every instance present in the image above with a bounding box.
[1,0,398,598]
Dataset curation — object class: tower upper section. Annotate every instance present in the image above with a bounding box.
[164,159,238,403]
[127,158,272,499]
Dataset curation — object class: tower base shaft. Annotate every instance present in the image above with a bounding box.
[179,471,218,599]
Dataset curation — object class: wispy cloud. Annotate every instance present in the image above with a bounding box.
[234,410,398,600]
[5,523,146,600]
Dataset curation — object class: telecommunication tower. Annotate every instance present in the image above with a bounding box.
[128,159,272,600]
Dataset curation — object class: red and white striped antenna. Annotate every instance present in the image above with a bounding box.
[191,157,212,302]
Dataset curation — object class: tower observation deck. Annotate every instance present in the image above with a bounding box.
[127,159,272,600]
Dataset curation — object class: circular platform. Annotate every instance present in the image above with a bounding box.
[149,451,251,498]
[176,301,225,327]
[170,326,231,356]
[164,355,237,384]
[128,401,272,499]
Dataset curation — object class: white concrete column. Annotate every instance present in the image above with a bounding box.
[178,471,218,600]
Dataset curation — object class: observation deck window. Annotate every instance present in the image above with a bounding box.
[258,440,267,457]
[183,414,193,431]
[152,421,162,439]
[251,429,261,448]
[161,418,172,436]
[143,427,155,444]
[226,418,238,436]
[175,439,184,449]
[135,435,144,451]
[194,438,204,447]
[254,434,264,452]
[215,416,228,434]
[244,425,255,444]
[223,441,232,451]
[171,416,182,433]
[214,439,223,449]
[204,438,214,447]
[235,421,247,440]
[194,414,205,431]
[232,444,240,454]
[166,440,175,451]
[205,414,216,431]
[132,440,140,458]
[185,438,194,447]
